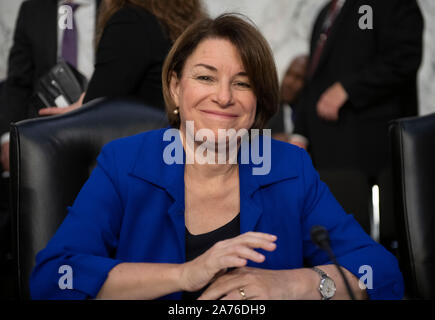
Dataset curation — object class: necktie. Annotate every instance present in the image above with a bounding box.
[61,2,80,68]
[308,0,341,77]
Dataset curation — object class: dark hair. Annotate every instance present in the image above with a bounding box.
[96,0,206,46]
[162,13,279,129]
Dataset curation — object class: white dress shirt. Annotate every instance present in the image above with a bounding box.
[282,104,294,135]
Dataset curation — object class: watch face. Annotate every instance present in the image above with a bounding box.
[320,278,336,299]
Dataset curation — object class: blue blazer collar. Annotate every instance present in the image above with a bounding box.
[130,128,299,191]
[128,128,300,235]
[129,128,185,201]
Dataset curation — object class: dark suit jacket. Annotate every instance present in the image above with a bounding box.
[267,103,286,134]
[0,0,101,135]
[293,0,423,177]
[83,5,172,110]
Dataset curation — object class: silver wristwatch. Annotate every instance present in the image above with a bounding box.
[312,267,336,300]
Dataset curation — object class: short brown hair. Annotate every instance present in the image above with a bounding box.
[162,13,279,129]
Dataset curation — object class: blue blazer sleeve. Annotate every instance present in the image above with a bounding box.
[29,143,124,299]
[297,149,404,299]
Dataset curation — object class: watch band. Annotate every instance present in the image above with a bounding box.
[311,267,336,300]
[312,266,328,279]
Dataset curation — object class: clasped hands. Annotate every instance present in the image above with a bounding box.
[179,232,312,300]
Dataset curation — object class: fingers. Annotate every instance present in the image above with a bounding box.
[1,142,10,172]
[217,256,247,269]
[317,100,338,121]
[38,107,64,116]
[198,273,244,300]
[182,232,277,292]
[217,246,261,267]
[0,155,9,172]
[212,232,276,270]
[232,232,277,252]
[77,92,85,105]
[38,104,81,116]
[220,285,258,300]
[236,245,265,263]
[317,83,347,122]
[289,140,307,149]
[198,269,259,300]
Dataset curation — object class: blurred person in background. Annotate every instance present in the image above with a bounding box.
[268,55,308,148]
[1,0,206,186]
[0,0,101,172]
[0,0,101,298]
[292,0,423,253]
[77,0,206,111]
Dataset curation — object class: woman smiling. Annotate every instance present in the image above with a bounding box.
[29,14,404,300]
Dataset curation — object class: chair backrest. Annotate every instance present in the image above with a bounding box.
[9,98,168,299]
[389,112,435,299]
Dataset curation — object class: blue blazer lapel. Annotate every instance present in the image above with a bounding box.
[238,136,300,234]
[129,128,185,199]
[239,161,263,233]
[129,129,186,259]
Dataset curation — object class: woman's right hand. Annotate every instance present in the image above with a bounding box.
[179,232,277,292]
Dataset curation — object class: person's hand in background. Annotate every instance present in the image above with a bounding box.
[289,134,308,150]
[289,139,307,150]
[272,133,291,143]
[271,132,308,150]
[316,82,348,121]
[38,92,85,116]
[1,141,9,173]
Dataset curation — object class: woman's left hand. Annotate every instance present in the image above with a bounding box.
[197,267,315,300]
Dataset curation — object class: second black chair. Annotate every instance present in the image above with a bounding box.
[390,112,435,300]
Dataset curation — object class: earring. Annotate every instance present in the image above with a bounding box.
[173,107,179,115]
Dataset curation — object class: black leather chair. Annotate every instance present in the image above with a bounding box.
[389,112,435,300]
[9,98,168,299]
[0,80,10,260]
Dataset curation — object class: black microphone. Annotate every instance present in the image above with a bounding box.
[310,225,356,300]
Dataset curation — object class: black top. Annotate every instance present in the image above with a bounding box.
[182,213,240,300]
[83,4,171,110]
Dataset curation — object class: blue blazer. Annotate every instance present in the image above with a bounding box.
[30,128,404,299]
